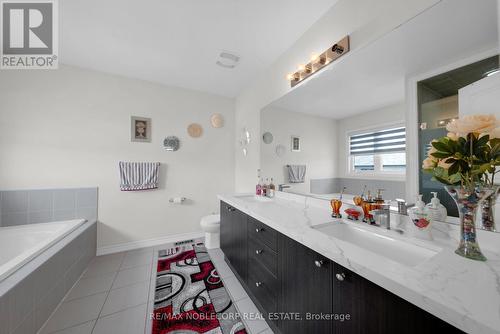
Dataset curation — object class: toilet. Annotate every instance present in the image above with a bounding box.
[200,214,220,249]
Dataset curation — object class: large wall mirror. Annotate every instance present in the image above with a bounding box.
[259,0,499,231]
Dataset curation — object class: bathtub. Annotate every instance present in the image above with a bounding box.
[0,219,87,282]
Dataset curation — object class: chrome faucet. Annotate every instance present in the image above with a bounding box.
[278,184,291,191]
[370,204,391,230]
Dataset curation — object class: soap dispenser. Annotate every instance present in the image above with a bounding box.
[425,192,447,222]
[409,195,430,229]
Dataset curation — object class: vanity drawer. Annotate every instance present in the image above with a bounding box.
[247,257,278,313]
[247,218,277,251]
[248,236,277,277]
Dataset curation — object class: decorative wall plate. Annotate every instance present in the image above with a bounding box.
[262,132,273,144]
[275,144,286,157]
[163,136,180,151]
[187,123,203,138]
[210,113,224,128]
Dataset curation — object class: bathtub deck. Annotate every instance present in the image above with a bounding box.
[38,245,273,334]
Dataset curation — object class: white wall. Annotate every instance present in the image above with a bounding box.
[260,107,337,194]
[0,65,235,250]
[336,103,406,178]
[234,0,440,192]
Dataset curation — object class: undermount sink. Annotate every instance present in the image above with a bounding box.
[313,222,440,267]
[234,194,274,203]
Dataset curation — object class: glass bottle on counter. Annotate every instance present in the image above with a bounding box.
[262,178,269,197]
[268,178,275,198]
[256,170,262,196]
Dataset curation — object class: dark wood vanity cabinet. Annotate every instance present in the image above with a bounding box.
[219,201,462,334]
[220,201,247,282]
[279,235,334,334]
[333,263,463,334]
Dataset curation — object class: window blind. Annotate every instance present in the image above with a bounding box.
[349,126,406,156]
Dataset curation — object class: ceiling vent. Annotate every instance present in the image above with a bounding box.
[216,52,240,69]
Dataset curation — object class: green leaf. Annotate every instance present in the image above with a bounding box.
[475,134,490,148]
[431,141,452,153]
[448,162,460,175]
[431,152,452,159]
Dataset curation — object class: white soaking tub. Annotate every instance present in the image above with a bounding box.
[0,219,86,282]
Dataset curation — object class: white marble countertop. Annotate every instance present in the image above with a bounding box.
[218,192,500,334]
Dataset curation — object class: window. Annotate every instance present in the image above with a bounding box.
[349,126,406,176]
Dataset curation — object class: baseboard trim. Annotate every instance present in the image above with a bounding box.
[96,231,205,255]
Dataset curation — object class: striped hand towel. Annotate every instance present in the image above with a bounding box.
[119,162,160,191]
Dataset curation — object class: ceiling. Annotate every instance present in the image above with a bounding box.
[60,0,337,97]
[269,0,499,119]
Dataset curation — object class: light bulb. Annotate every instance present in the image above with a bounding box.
[286,73,294,81]
[298,64,306,71]
[310,53,319,62]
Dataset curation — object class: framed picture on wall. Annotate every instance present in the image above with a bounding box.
[131,116,151,142]
[291,135,301,152]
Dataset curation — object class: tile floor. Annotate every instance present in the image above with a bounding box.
[38,244,274,334]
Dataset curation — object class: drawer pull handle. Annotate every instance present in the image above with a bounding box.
[255,249,263,255]
[314,260,324,268]
[255,228,263,233]
[336,273,346,281]
[255,282,262,287]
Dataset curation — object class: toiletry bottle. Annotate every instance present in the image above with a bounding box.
[409,195,430,229]
[375,189,385,204]
[262,178,269,197]
[269,178,275,198]
[256,170,262,196]
[425,192,447,222]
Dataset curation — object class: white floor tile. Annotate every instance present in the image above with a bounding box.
[41,292,107,333]
[93,303,147,334]
[101,280,150,316]
[121,250,153,270]
[51,320,95,334]
[82,255,123,279]
[235,297,269,334]
[212,259,235,279]
[65,272,116,301]
[112,264,152,289]
[223,276,248,302]
[207,248,225,262]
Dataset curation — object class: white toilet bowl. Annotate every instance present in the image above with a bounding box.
[200,214,220,249]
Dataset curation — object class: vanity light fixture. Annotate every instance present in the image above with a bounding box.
[287,36,350,87]
[437,118,456,127]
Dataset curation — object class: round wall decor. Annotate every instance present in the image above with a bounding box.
[262,132,274,144]
[187,123,203,138]
[210,113,224,128]
[163,136,180,151]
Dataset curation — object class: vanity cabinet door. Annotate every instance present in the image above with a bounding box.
[278,235,333,334]
[220,201,233,261]
[333,263,386,334]
[231,209,248,282]
[220,201,248,282]
[333,263,464,334]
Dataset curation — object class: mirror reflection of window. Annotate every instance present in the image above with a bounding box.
[349,126,407,176]
[417,55,499,217]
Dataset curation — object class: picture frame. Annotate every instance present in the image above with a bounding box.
[131,116,151,142]
[291,135,301,152]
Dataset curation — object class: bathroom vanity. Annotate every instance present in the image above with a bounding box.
[218,192,500,334]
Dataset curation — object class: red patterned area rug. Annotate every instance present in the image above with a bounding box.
[152,239,247,334]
